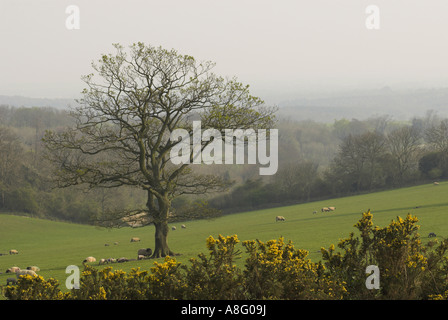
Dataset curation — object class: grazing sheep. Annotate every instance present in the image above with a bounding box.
[6,277,17,285]
[434,182,439,185]
[181,224,186,229]
[137,255,145,260]
[83,256,96,264]
[107,258,116,264]
[117,257,128,263]
[99,259,108,265]
[130,237,140,242]
[328,207,336,211]
[9,249,18,255]
[172,226,177,231]
[275,216,285,222]
[104,243,110,246]
[6,267,20,274]
[26,266,40,272]
[428,232,437,238]
[137,248,152,257]
[321,207,330,212]
[16,269,37,278]
[114,242,119,245]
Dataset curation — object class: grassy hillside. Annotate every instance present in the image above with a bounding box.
[1,181,447,296]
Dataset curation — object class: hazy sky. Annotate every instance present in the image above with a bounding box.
[1,0,447,103]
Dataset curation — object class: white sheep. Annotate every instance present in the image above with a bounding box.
[83,256,96,264]
[26,266,40,272]
[9,249,18,255]
[130,237,140,242]
[99,259,108,265]
[276,216,285,222]
[181,224,186,229]
[16,269,37,279]
[172,226,177,230]
[6,267,20,274]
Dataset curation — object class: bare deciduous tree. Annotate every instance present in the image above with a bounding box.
[386,126,422,184]
[425,119,448,153]
[331,131,386,191]
[0,127,23,207]
[43,43,276,257]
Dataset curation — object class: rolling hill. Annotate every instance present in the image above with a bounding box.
[1,181,447,296]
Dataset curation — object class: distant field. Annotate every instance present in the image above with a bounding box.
[1,181,447,297]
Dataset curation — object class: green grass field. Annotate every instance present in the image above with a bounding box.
[1,181,447,297]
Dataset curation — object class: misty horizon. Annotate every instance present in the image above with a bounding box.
[0,1,447,104]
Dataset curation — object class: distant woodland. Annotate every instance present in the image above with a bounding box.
[0,104,447,223]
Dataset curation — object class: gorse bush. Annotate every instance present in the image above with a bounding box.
[243,237,346,299]
[182,235,244,299]
[3,274,68,300]
[320,210,448,299]
[4,211,448,300]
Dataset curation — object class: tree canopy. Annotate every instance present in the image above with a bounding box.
[43,42,276,257]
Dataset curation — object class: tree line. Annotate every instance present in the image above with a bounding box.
[210,111,448,213]
[0,105,146,223]
[0,104,447,221]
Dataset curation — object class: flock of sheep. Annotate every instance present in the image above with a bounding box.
[2,235,161,286]
[2,223,189,286]
[276,204,438,240]
[171,224,187,231]
[79,235,170,270]
[2,249,41,285]
[276,206,336,222]
[80,225,188,267]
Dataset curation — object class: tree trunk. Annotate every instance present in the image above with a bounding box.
[152,221,175,258]
[149,193,176,258]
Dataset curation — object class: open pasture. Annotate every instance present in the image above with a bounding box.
[1,181,447,294]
